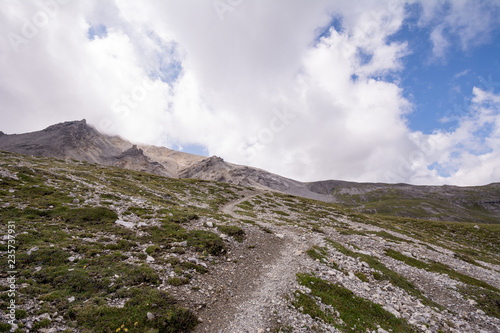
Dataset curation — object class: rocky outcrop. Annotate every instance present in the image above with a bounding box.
[113,145,173,177]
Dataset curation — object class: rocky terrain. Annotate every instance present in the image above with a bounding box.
[0,150,499,332]
[0,121,330,203]
[1,120,499,225]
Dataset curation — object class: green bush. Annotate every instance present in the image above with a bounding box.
[217,225,245,242]
[146,245,161,255]
[187,230,225,255]
[17,249,69,268]
[167,277,190,286]
[74,288,199,332]
[128,264,160,285]
[54,206,118,225]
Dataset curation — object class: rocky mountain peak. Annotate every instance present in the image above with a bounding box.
[43,119,88,132]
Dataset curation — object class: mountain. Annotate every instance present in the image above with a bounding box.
[0,120,335,202]
[0,120,499,224]
[307,180,500,224]
[0,120,191,178]
[0,150,498,332]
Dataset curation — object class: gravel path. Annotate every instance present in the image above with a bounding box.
[194,192,500,333]
[194,192,325,332]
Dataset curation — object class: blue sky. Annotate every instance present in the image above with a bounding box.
[1,1,499,185]
[395,6,500,135]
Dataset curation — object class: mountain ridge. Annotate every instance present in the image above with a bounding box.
[0,120,498,223]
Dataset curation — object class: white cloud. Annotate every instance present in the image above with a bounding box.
[0,1,498,185]
[418,0,500,60]
[410,87,500,185]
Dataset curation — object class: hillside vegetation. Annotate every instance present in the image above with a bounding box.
[306,181,500,224]
[0,151,499,332]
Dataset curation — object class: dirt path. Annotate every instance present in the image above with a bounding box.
[222,229,319,332]
[221,190,266,218]
[193,191,322,332]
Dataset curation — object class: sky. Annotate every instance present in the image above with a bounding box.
[0,0,499,186]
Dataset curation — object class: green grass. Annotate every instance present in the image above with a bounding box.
[385,249,499,292]
[163,208,199,223]
[236,200,254,211]
[327,239,444,310]
[217,225,246,242]
[336,228,367,236]
[187,230,225,255]
[167,277,191,286]
[0,151,239,332]
[331,185,500,224]
[458,285,500,319]
[234,209,257,218]
[0,323,11,332]
[57,206,118,226]
[354,272,369,283]
[306,246,328,262]
[294,273,418,332]
[124,206,155,217]
[146,244,161,256]
[368,216,500,265]
[372,231,411,243]
[73,288,199,332]
[272,210,290,217]
[385,249,500,318]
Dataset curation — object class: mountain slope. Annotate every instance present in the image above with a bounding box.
[0,120,199,178]
[307,180,500,224]
[0,120,334,202]
[0,120,499,224]
[0,151,499,332]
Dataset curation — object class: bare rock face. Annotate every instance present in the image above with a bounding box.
[113,145,173,178]
[0,120,126,162]
[179,156,231,182]
[0,120,176,177]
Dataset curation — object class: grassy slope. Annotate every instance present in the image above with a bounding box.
[331,185,500,224]
[0,151,499,332]
[0,151,242,332]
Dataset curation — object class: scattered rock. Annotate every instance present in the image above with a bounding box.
[115,220,135,228]
[39,328,57,333]
[27,246,39,255]
[188,257,199,264]
[147,312,155,321]
[37,313,51,321]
